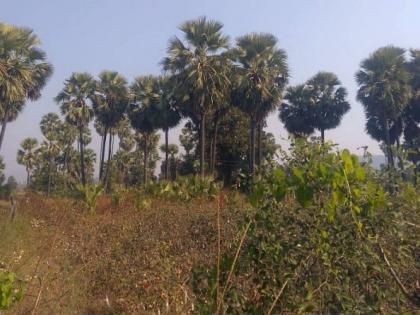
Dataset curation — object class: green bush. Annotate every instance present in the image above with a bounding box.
[192,141,419,314]
[0,270,22,310]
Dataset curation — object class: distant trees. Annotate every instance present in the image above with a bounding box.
[128,76,161,185]
[163,17,231,178]
[91,71,128,183]
[55,73,95,185]
[356,46,412,168]
[231,33,288,176]
[152,77,181,180]
[7,17,420,193]
[17,138,38,186]
[0,22,52,150]
[279,72,350,142]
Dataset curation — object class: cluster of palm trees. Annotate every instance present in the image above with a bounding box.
[356,47,420,169]
[2,18,419,191]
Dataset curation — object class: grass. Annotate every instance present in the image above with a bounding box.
[0,190,246,314]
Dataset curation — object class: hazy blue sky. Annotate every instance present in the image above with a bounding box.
[2,0,420,182]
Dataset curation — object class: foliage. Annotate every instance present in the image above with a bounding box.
[143,175,222,202]
[74,183,104,213]
[0,270,22,310]
[193,140,419,314]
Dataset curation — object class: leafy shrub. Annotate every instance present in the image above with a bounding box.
[0,270,22,310]
[144,175,222,201]
[74,184,104,213]
[192,141,419,314]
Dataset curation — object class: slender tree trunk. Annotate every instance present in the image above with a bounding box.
[165,128,169,180]
[210,115,220,176]
[99,130,108,180]
[383,119,394,168]
[321,128,325,144]
[47,142,52,197]
[104,131,113,191]
[200,113,206,179]
[79,127,86,186]
[26,167,30,188]
[256,122,262,171]
[249,119,256,178]
[0,118,8,151]
[396,137,405,178]
[143,134,149,185]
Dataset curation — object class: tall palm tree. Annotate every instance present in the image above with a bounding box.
[279,85,315,137]
[306,72,350,142]
[162,17,231,178]
[56,121,77,188]
[17,137,38,187]
[55,72,95,185]
[128,75,160,185]
[0,22,53,150]
[356,46,412,167]
[231,33,288,176]
[153,76,181,180]
[91,70,128,182]
[40,112,62,196]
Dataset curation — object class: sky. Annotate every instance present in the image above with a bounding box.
[2,0,420,182]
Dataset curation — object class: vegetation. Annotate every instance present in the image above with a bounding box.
[0,16,419,314]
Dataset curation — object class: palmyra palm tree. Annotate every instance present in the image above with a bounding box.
[306,72,350,142]
[231,33,288,177]
[279,85,315,137]
[40,112,62,195]
[356,46,412,167]
[128,75,160,185]
[153,76,181,180]
[91,70,128,182]
[55,72,95,185]
[17,137,38,187]
[162,16,231,178]
[0,22,53,150]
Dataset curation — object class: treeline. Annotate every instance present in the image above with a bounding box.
[0,18,419,194]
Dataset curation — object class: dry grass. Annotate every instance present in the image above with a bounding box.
[0,191,246,314]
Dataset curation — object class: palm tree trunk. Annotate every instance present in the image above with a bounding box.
[396,137,405,178]
[210,114,220,176]
[99,129,108,180]
[79,127,86,186]
[165,128,169,180]
[321,128,325,144]
[0,116,8,151]
[47,142,52,197]
[256,122,262,171]
[144,134,149,185]
[26,167,30,188]
[249,119,256,178]
[200,113,206,179]
[104,131,113,191]
[383,119,394,168]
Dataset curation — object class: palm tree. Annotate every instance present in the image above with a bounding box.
[279,85,315,137]
[0,22,53,150]
[306,72,350,142]
[128,75,160,185]
[17,137,38,186]
[55,72,95,185]
[154,77,181,180]
[56,122,77,188]
[231,33,288,176]
[162,17,231,178]
[40,112,62,196]
[356,46,412,167]
[91,70,128,182]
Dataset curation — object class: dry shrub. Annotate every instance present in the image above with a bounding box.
[0,190,246,314]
